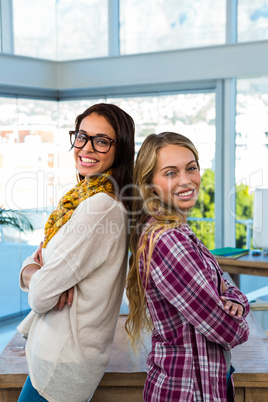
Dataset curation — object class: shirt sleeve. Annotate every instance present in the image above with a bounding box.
[149,230,249,351]
[27,194,126,314]
[222,278,250,317]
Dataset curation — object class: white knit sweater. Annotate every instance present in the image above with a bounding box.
[17,193,128,402]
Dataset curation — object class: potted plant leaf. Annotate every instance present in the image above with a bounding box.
[0,207,34,237]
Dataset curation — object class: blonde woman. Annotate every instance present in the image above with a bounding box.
[126,132,249,402]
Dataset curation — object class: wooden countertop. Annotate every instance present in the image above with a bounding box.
[216,253,268,277]
[1,312,267,390]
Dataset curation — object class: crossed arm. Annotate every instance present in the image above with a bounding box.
[220,277,244,318]
[150,231,249,350]
[21,242,74,311]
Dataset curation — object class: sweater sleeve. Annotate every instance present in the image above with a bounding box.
[19,250,41,291]
[149,230,249,351]
[27,194,126,314]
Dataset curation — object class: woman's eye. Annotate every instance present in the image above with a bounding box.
[96,138,109,146]
[166,171,175,177]
[188,166,197,171]
[77,134,87,141]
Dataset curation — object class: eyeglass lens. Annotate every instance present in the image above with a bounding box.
[72,133,112,152]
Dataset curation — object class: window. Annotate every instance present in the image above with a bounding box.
[57,0,108,60]
[236,77,268,198]
[0,4,2,52]
[1,0,268,326]
[235,76,268,248]
[12,0,108,60]
[238,0,268,42]
[0,97,61,317]
[0,97,60,318]
[12,0,57,60]
[1,98,60,210]
[10,0,268,61]
[235,77,268,297]
[120,0,226,55]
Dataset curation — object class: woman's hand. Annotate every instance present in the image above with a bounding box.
[34,242,44,266]
[220,296,243,318]
[54,287,74,311]
[221,277,228,293]
[220,277,243,317]
[21,264,41,289]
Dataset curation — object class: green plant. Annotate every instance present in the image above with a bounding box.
[235,183,254,248]
[189,169,215,249]
[0,208,34,233]
[188,169,254,249]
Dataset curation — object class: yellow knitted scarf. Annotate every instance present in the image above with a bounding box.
[43,169,114,248]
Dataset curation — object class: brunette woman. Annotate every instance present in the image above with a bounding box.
[18,103,135,402]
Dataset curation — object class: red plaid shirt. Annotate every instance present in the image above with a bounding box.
[140,220,250,402]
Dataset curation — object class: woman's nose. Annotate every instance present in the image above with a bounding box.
[82,138,94,152]
[179,171,191,185]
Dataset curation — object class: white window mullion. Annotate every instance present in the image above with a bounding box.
[223,78,237,247]
[223,0,237,247]
[226,0,238,44]
[215,80,224,248]
[0,0,14,54]
[108,0,119,56]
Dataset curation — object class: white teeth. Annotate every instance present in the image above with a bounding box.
[178,190,193,197]
[81,157,98,163]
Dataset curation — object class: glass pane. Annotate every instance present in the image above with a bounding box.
[120,0,226,55]
[0,5,2,52]
[57,0,108,60]
[0,242,37,318]
[108,93,216,248]
[236,77,268,247]
[12,0,57,59]
[0,96,18,208]
[12,0,108,60]
[238,0,268,42]
[235,77,268,303]
[1,99,59,210]
[0,97,61,319]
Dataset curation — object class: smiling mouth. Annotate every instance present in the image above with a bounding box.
[80,157,98,164]
[176,189,194,197]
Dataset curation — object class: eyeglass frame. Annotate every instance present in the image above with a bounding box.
[69,131,119,154]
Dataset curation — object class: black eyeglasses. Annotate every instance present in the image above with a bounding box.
[69,131,118,153]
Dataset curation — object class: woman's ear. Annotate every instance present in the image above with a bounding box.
[148,184,157,195]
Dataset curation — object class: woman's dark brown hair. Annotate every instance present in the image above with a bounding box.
[74,103,135,211]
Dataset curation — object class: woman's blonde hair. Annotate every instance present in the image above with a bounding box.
[125,132,199,349]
